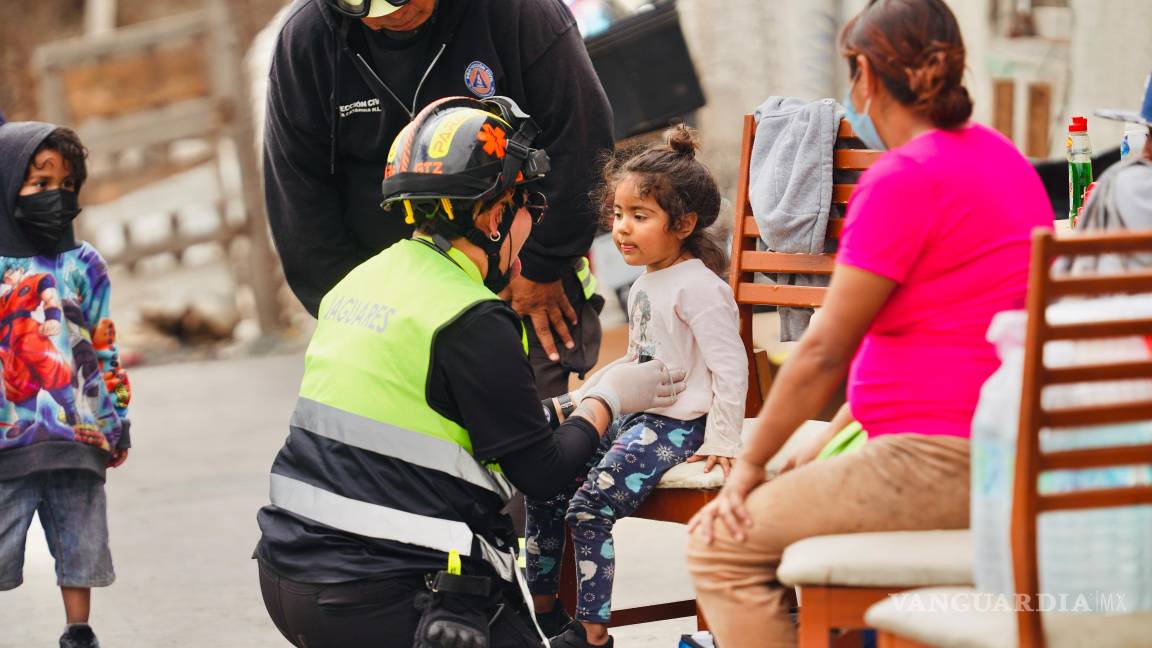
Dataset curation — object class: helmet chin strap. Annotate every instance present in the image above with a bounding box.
[463,203,518,293]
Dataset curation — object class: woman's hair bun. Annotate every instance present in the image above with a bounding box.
[906,47,972,129]
[840,0,973,130]
[664,123,700,158]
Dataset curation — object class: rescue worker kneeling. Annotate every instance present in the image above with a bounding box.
[254,96,686,648]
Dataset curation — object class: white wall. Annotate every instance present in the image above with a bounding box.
[1066,0,1152,155]
[666,0,994,199]
[670,0,1150,184]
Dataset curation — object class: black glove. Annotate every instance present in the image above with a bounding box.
[423,615,488,648]
[414,573,493,648]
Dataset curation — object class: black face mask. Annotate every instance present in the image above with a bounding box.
[13,190,81,254]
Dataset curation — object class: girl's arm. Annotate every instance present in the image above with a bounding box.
[684,292,749,475]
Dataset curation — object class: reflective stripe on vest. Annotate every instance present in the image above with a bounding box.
[271,239,529,581]
[292,397,514,501]
[575,256,597,300]
[269,474,475,556]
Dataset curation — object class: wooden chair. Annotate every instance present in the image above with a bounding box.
[730,117,876,416]
[866,228,1152,647]
[555,116,877,630]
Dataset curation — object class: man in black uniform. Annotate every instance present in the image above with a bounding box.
[263,0,614,398]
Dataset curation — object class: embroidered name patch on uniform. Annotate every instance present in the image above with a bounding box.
[464,61,496,98]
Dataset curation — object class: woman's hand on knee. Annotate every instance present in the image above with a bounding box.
[687,458,764,544]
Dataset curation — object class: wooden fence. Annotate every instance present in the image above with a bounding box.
[32,0,281,334]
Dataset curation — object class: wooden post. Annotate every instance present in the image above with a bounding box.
[1026,82,1052,158]
[208,0,281,335]
[84,0,117,36]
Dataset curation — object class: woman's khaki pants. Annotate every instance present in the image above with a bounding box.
[686,433,970,647]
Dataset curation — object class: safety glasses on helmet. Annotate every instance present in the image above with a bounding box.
[329,0,408,19]
[516,190,548,225]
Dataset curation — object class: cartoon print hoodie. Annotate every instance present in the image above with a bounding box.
[0,121,131,481]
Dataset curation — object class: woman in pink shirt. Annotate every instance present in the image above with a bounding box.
[686,0,1053,644]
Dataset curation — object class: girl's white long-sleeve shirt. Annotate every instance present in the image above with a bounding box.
[624,259,747,457]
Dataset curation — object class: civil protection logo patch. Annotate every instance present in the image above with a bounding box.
[465,61,496,98]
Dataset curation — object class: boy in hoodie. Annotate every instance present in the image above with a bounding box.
[0,122,132,648]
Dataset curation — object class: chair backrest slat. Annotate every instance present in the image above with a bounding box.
[1047,319,1152,340]
[728,114,877,415]
[1038,485,1152,513]
[1039,444,1152,472]
[740,251,837,275]
[1048,272,1152,298]
[832,149,881,170]
[832,184,856,204]
[1045,360,1152,384]
[1041,402,1152,428]
[740,216,847,239]
[735,284,828,309]
[1012,228,1152,648]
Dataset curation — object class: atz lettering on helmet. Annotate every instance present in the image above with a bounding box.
[412,161,444,174]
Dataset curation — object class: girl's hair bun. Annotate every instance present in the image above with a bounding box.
[664,123,699,158]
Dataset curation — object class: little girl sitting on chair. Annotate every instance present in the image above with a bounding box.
[527,125,748,647]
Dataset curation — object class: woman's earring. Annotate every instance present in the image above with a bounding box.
[489,231,502,242]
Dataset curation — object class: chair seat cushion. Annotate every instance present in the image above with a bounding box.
[865,587,1152,648]
[778,530,973,588]
[656,419,829,489]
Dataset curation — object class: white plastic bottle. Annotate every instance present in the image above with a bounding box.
[1122,126,1148,160]
[970,311,1027,598]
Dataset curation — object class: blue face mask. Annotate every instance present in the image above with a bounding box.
[843,77,887,151]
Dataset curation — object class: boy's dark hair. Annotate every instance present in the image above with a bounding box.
[34,127,88,191]
[596,124,726,276]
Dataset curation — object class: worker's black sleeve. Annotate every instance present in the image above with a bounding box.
[498,421,598,500]
[428,300,600,499]
[262,8,374,316]
[504,1,615,282]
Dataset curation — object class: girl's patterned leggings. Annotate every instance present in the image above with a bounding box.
[525,412,706,624]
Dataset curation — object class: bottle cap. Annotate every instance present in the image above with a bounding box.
[1069,116,1088,132]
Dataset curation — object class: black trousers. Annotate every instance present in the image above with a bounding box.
[258,563,542,648]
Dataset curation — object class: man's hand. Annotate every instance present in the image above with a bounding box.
[505,275,578,363]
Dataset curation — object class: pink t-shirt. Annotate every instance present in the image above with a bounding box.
[838,123,1053,439]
